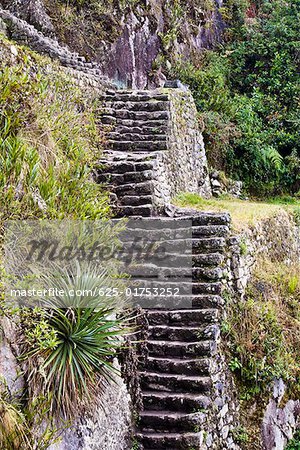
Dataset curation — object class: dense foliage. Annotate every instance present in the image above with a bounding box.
[172,0,300,195]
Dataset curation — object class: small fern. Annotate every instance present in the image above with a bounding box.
[264,146,283,172]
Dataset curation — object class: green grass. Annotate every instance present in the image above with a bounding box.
[0,35,109,222]
[174,192,300,230]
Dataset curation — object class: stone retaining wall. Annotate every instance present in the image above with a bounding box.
[152,89,212,208]
[228,210,300,299]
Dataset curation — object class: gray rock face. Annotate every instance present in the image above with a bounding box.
[46,361,132,450]
[262,380,300,450]
[4,0,55,35]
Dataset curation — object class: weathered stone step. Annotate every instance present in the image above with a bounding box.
[147,340,216,358]
[129,281,222,296]
[142,391,211,413]
[138,431,203,449]
[109,118,168,128]
[105,100,169,112]
[108,132,167,142]
[105,92,169,102]
[192,237,227,253]
[148,324,219,341]
[97,160,154,174]
[193,253,225,267]
[108,110,169,121]
[133,295,224,310]
[192,225,229,237]
[144,356,211,376]
[139,410,206,433]
[139,372,212,393]
[146,309,218,326]
[191,213,230,226]
[119,195,153,206]
[114,181,153,196]
[116,205,154,217]
[97,170,153,184]
[115,125,168,135]
[111,140,167,152]
[126,265,223,282]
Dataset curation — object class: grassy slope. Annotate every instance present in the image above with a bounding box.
[0,33,109,223]
[174,192,300,230]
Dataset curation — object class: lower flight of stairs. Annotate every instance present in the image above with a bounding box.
[135,213,231,450]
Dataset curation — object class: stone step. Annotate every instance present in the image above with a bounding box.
[98,160,154,174]
[105,100,169,111]
[108,110,169,121]
[105,92,169,102]
[111,140,167,152]
[109,118,168,128]
[146,309,219,326]
[139,372,212,393]
[108,132,167,142]
[121,238,225,256]
[193,253,225,267]
[142,391,211,413]
[123,281,222,296]
[147,340,216,358]
[192,237,227,253]
[97,170,153,184]
[192,225,229,238]
[125,266,223,282]
[191,213,231,226]
[116,205,154,217]
[133,295,224,310]
[148,324,219,341]
[139,411,206,433]
[144,356,211,376]
[115,125,168,135]
[119,195,153,206]
[114,181,153,196]
[138,431,203,449]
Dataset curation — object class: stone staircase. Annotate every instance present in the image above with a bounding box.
[97,89,170,217]
[96,88,239,449]
[135,213,231,450]
[96,87,212,217]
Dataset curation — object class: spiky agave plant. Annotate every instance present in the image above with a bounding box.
[24,262,131,418]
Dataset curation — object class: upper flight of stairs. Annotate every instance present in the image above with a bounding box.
[97,89,171,217]
[135,213,231,450]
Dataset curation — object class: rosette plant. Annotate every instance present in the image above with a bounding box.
[23,262,131,418]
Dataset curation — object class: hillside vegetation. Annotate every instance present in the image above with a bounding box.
[0,34,109,223]
[172,0,300,196]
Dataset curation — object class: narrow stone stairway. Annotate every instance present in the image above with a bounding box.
[98,89,171,217]
[136,213,230,450]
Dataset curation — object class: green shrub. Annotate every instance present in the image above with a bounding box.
[171,0,300,196]
[286,431,300,449]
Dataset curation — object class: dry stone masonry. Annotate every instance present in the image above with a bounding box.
[134,213,240,450]
[96,87,211,217]
[0,7,113,89]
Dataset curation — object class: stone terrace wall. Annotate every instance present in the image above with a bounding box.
[228,210,300,299]
[152,89,212,208]
[0,8,114,90]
